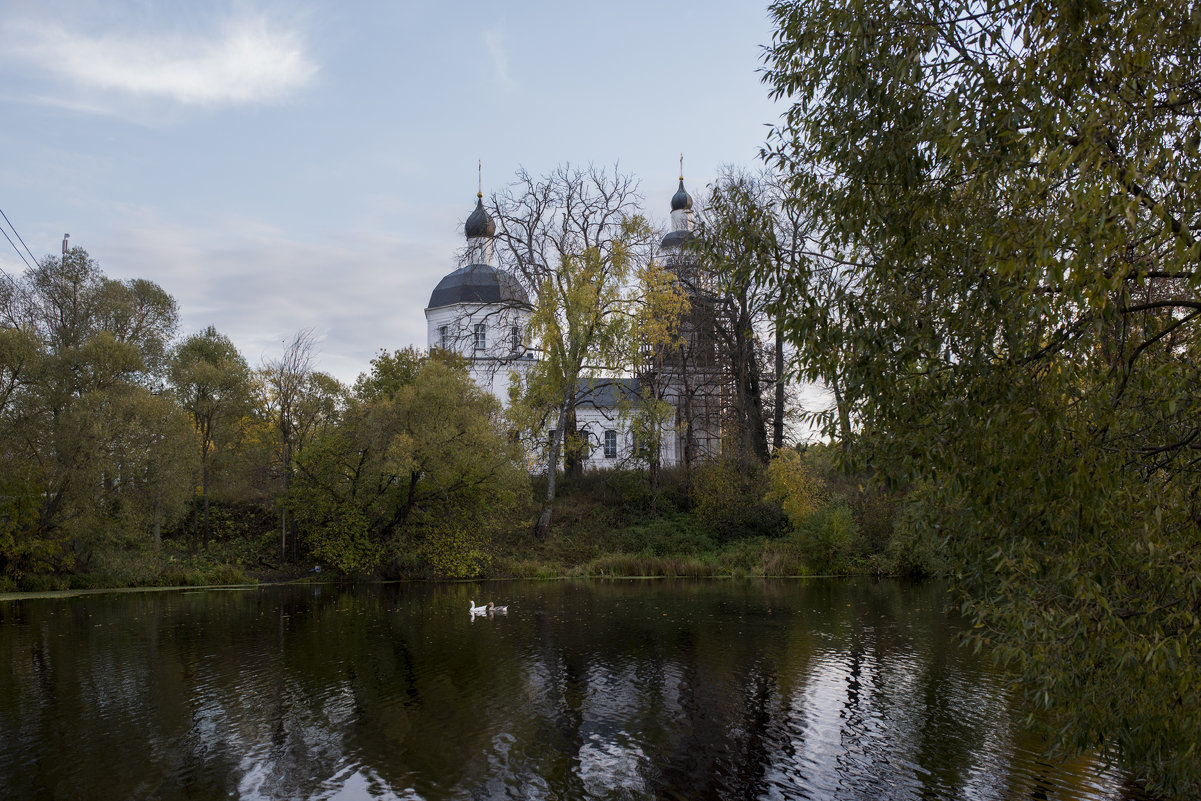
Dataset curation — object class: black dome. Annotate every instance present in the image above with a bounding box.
[670,179,692,212]
[427,264,529,310]
[465,197,496,239]
[660,229,693,249]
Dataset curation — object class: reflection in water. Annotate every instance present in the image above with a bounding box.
[0,580,1154,800]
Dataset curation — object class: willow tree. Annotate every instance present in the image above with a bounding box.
[170,326,252,548]
[0,248,186,579]
[291,349,526,576]
[763,1,1201,794]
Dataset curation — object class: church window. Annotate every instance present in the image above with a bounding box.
[474,323,486,351]
[604,430,617,459]
[510,325,521,353]
[439,325,449,350]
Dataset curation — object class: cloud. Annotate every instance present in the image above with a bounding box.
[8,13,316,106]
[99,221,442,384]
[483,25,516,92]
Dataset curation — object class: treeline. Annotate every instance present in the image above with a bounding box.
[0,211,920,591]
[0,248,543,586]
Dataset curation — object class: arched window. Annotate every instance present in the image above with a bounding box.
[473,323,486,351]
[439,325,449,350]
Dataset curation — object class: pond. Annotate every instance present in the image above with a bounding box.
[0,579,1152,800]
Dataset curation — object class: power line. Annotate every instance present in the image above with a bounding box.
[0,221,33,272]
[0,207,39,266]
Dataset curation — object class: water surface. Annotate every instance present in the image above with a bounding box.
[0,579,1151,800]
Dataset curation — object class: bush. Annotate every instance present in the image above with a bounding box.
[691,457,787,541]
[614,516,715,556]
[883,493,950,578]
[790,503,860,575]
[413,518,491,579]
[765,449,821,524]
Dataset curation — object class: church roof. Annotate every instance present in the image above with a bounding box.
[464,197,496,238]
[427,263,530,310]
[660,229,693,249]
[670,179,693,211]
[577,377,641,408]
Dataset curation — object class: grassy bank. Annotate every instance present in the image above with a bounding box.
[1,446,946,592]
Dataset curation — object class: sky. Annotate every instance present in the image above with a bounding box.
[0,0,787,388]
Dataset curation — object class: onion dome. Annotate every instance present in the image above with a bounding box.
[670,179,692,212]
[464,196,496,239]
[427,264,530,310]
[661,229,692,249]
[663,174,695,249]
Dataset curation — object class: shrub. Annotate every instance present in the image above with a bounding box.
[691,457,786,541]
[412,517,492,579]
[300,503,382,576]
[765,449,822,525]
[790,504,860,575]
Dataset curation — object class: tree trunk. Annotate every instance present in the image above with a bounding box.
[773,318,785,452]
[153,492,162,547]
[201,453,210,549]
[735,318,770,464]
[534,405,569,540]
[832,377,852,455]
[563,404,583,479]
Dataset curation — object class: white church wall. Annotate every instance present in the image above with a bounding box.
[425,302,533,410]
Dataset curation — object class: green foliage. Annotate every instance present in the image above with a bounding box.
[169,326,254,510]
[763,1,1201,793]
[788,504,859,576]
[413,519,490,579]
[691,457,787,541]
[0,249,188,582]
[882,492,950,579]
[353,346,469,402]
[290,352,527,578]
[614,517,716,557]
[299,500,380,576]
[764,449,820,525]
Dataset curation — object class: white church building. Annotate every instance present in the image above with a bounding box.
[424,179,720,470]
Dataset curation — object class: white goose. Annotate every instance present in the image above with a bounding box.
[487,602,508,615]
[469,600,488,616]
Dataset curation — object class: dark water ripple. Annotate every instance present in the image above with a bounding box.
[0,580,1156,801]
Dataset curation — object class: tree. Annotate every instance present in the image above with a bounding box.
[508,236,640,537]
[0,248,182,579]
[692,171,779,465]
[624,254,690,496]
[491,166,657,537]
[259,329,344,562]
[763,1,1201,794]
[290,349,526,576]
[169,326,253,548]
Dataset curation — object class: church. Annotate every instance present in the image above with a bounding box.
[423,176,721,470]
